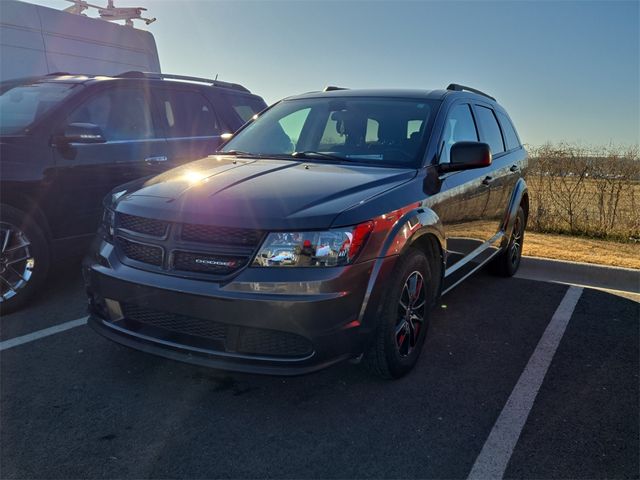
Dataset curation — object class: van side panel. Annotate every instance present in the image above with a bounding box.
[0,0,161,82]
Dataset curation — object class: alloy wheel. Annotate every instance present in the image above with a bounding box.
[395,271,426,357]
[510,215,523,266]
[0,222,35,303]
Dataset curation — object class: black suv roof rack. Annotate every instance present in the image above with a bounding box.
[323,85,349,92]
[115,71,250,93]
[446,83,495,101]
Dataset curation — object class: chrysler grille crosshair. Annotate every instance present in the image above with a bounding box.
[113,213,263,277]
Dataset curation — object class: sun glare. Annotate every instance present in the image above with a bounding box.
[182,170,208,184]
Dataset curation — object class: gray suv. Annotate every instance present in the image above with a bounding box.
[85,84,528,378]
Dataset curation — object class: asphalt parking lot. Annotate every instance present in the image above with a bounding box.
[1,263,638,479]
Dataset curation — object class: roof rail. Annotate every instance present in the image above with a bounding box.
[115,71,250,93]
[446,83,495,101]
[323,85,349,92]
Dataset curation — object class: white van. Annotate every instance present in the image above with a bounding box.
[0,0,161,82]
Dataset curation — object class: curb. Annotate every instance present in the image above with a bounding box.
[517,256,640,294]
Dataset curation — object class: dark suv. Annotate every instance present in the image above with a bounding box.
[85,84,528,378]
[0,72,266,312]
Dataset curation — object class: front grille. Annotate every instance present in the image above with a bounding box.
[113,213,262,277]
[173,251,248,274]
[117,237,163,266]
[117,213,168,237]
[181,223,263,246]
[119,304,313,358]
[237,327,314,357]
[122,303,227,340]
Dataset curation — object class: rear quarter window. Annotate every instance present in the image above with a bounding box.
[223,93,267,122]
[496,111,521,150]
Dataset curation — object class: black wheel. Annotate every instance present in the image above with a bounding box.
[491,205,525,277]
[364,247,435,379]
[0,205,50,316]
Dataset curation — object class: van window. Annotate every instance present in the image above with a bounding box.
[475,106,505,154]
[66,87,155,141]
[440,104,478,164]
[155,89,220,138]
[496,111,521,150]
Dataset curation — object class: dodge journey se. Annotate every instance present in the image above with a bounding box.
[84,84,528,378]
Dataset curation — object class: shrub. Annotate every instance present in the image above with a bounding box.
[526,143,640,241]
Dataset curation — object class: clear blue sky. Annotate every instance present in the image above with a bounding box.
[30,0,640,147]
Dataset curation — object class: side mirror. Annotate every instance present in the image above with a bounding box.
[439,141,492,173]
[61,123,106,144]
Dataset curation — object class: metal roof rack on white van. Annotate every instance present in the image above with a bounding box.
[115,71,251,93]
[64,0,156,27]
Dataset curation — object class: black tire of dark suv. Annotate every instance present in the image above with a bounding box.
[365,247,436,378]
[491,206,526,277]
[0,204,50,315]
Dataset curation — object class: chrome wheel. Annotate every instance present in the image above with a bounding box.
[510,215,523,266]
[0,222,35,303]
[395,271,426,357]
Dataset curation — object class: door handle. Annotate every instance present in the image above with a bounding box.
[145,155,168,164]
[510,164,520,173]
[482,176,494,185]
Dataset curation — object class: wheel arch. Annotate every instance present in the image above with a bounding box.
[357,206,446,328]
[406,230,444,302]
[502,177,528,238]
[0,188,52,241]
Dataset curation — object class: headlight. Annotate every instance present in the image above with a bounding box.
[252,222,373,267]
[100,208,115,241]
[100,190,125,242]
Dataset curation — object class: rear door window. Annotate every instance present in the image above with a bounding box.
[475,106,505,154]
[66,87,156,141]
[496,111,521,150]
[155,88,220,138]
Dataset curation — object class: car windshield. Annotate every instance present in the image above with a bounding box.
[221,96,438,167]
[0,82,79,135]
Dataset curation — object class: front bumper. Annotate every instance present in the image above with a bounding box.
[85,239,391,375]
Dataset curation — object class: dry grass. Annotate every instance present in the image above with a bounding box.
[523,231,640,269]
[527,144,640,241]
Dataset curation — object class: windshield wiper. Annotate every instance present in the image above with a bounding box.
[291,151,351,162]
[214,149,261,158]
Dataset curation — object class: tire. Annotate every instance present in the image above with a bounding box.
[364,247,435,379]
[0,204,50,316]
[490,205,526,277]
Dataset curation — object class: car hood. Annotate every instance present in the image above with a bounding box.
[113,156,417,230]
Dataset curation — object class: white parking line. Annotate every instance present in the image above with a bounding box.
[467,285,584,480]
[0,316,88,352]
